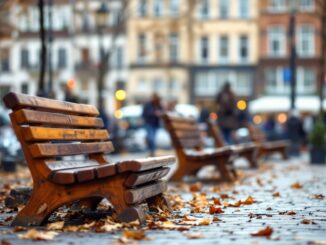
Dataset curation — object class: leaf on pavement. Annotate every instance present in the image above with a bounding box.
[251,226,273,237]
[291,182,303,189]
[46,221,64,231]
[185,232,205,239]
[18,229,58,241]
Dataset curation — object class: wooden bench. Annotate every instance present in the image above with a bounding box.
[3,92,175,226]
[246,123,289,160]
[206,120,258,168]
[162,113,235,182]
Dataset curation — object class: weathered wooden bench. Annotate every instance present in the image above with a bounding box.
[162,113,235,182]
[206,120,258,168]
[3,92,175,226]
[246,123,289,160]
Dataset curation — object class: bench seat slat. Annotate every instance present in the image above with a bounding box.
[22,127,109,142]
[29,142,114,158]
[166,122,198,131]
[124,181,167,204]
[117,155,175,173]
[184,147,232,160]
[49,163,116,184]
[3,92,98,116]
[13,109,104,128]
[124,167,170,187]
[45,160,100,171]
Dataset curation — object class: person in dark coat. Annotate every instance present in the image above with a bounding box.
[286,110,305,156]
[215,82,238,144]
[142,93,163,156]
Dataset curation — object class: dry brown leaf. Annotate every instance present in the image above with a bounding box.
[287,211,296,215]
[209,205,224,214]
[251,226,273,237]
[97,223,122,232]
[291,182,303,189]
[122,230,148,241]
[212,197,222,205]
[272,192,280,197]
[18,229,58,241]
[225,200,241,207]
[312,194,325,200]
[1,240,11,245]
[185,232,205,239]
[220,194,230,199]
[301,219,316,225]
[189,183,202,192]
[46,221,64,231]
[241,196,255,205]
[198,218,212,226]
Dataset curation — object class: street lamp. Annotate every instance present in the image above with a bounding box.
[95,2,109,113]
[288,0,299,109]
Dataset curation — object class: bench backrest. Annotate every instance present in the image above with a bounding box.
[3,92,113,180]
[206,120,226,148]
[162,113,203,151]
[246,123,266,143]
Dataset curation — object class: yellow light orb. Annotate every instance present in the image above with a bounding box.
[115,89,126,101]
[277,113,287,124]
[114,110,123,119]
[237,100,247,111]
[253,115,262,125]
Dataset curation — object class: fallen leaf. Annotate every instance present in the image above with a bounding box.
[18,229,58,241]
[209,205,224,214]
[301,219,316,225]
[287,211,296,215]
[212,197,221,205]
[272,192,280,197]
[220,194,230,199]
[185,232,205,239]
[241,196,255,205]
[198,218,212,226]
[189,183,202,192]
[46,221,64,231]
[122,230,148,241]
[291,182,303,189]
[251,226,273,237]
[312,194,325,200]
[97,223,122,232]
[1,240,11,245]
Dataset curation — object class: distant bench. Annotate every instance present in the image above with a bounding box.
[246,123,289,160]
[162,113,235,182]
[206,120,258,168]
[3,92,175,226]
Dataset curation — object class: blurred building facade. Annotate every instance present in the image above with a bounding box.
[0,0,127,114]
[258,0,323,96]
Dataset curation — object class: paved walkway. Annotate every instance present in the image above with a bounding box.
[0,155,325,245]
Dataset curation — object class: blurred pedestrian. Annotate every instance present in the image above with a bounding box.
[215,82,237,144]
[142,93,163,157]
[263,114,277,141]
[286,110,305,156]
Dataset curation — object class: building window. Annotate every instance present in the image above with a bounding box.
[300,0,314,11]
[138,33,146,63]
[297,67,315,93]
[169,33,179,62]
[153,78,164,91]
[138,0,147,16]
[20,48,29,69]
[269,0,286,12]
[170,0,179,16]
[21,83,29,94]
[199,0,209,19]
[236,72,251,95]
[137,78,147,92]
[239,0,249,18]
[153,0,163,17]
[297,25,314,57]
[267,26,286,57]
[219,0,229,19]
[200,36,209,63]
[169,78,180,92]
[154,33,164,62]
[0,85,10,102]
[58,48,67,69]
[0,49,10,72]
[239,35,249,62]
[265,67,289,94]
[219,36,229,63]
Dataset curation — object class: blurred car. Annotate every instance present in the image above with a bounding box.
[119,104,199,152]
[0,107,24,166]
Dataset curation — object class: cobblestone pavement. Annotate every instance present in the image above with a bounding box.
[0,154,326,245]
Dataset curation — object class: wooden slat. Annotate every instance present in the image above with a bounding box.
[117,155,175,173]
[49,164,116,184]
[185,147,232,160]
[3,92,99,116]
[176,138,201,149]
[29,142,114,158]
[22,127,109,142]
[124,181,167,204]
[167,121,198,131]
[162,113,196,124]
[13,109,104,128]
[45,160,99,171]
[207,120,226,148]
[124,167,170,187]
[173,130,201,140]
